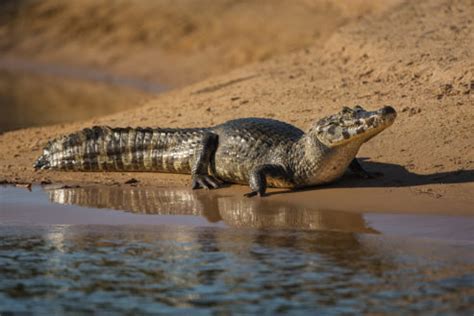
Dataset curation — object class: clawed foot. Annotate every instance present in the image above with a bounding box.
[192,174,222,190]
[349,160,384,180]
[244,191,266,198]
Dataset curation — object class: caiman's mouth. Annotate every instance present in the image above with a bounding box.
[314,105,397,147]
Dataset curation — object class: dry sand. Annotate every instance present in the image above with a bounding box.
[0,0,473,214]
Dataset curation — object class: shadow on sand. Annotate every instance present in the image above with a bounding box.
[267,158,474,196]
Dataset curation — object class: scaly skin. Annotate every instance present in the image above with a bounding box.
[34,105,397,196]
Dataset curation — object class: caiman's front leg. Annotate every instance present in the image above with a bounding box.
[349,158,383,179]
[244,164,288,198]
[191,132,221,190]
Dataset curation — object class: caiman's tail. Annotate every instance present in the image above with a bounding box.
[34,126,208,172]
[34,152,51,170]
[34,126,118,171]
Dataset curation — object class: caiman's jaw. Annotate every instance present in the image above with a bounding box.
[313,105,397,147]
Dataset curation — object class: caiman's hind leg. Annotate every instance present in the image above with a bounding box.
[244,164,288,198]
[191,132,222,190]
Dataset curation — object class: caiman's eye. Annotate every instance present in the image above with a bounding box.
[342,106,351,113]
[354,105,364,111]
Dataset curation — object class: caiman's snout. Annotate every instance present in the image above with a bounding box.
[380,106,397,124]
[381,106,396,116]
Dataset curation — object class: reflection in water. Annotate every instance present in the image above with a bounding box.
[47,186,378,234]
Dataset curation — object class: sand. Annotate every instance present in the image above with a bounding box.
[0,0,473,214]
[0,0,400,86]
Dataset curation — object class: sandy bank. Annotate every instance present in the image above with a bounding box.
[0,0,473,214]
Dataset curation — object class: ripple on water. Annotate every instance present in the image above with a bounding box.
[0,223,473,314]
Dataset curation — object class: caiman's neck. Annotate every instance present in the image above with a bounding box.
[289,134,329,176]
[291,132,363,186]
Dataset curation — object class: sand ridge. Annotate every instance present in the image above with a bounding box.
[0,0,473,213]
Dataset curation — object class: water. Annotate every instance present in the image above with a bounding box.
[1,186,473,314]
[0,65,160,133]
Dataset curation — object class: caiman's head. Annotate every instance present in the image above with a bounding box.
[312,105,397,147]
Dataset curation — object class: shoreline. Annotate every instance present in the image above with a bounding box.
[3,176,473,216]
[0,57,167,94]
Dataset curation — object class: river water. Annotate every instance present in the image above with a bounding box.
[1,185,473,314]
[0,64,160,133]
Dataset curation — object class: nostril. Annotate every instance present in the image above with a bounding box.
[382,106,396,115]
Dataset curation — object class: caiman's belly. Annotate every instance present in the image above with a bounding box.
[212,150,250,184]
[212,148,294,188]
[213,164,294,188]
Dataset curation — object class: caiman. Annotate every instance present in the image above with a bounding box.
[34,105,397,197]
